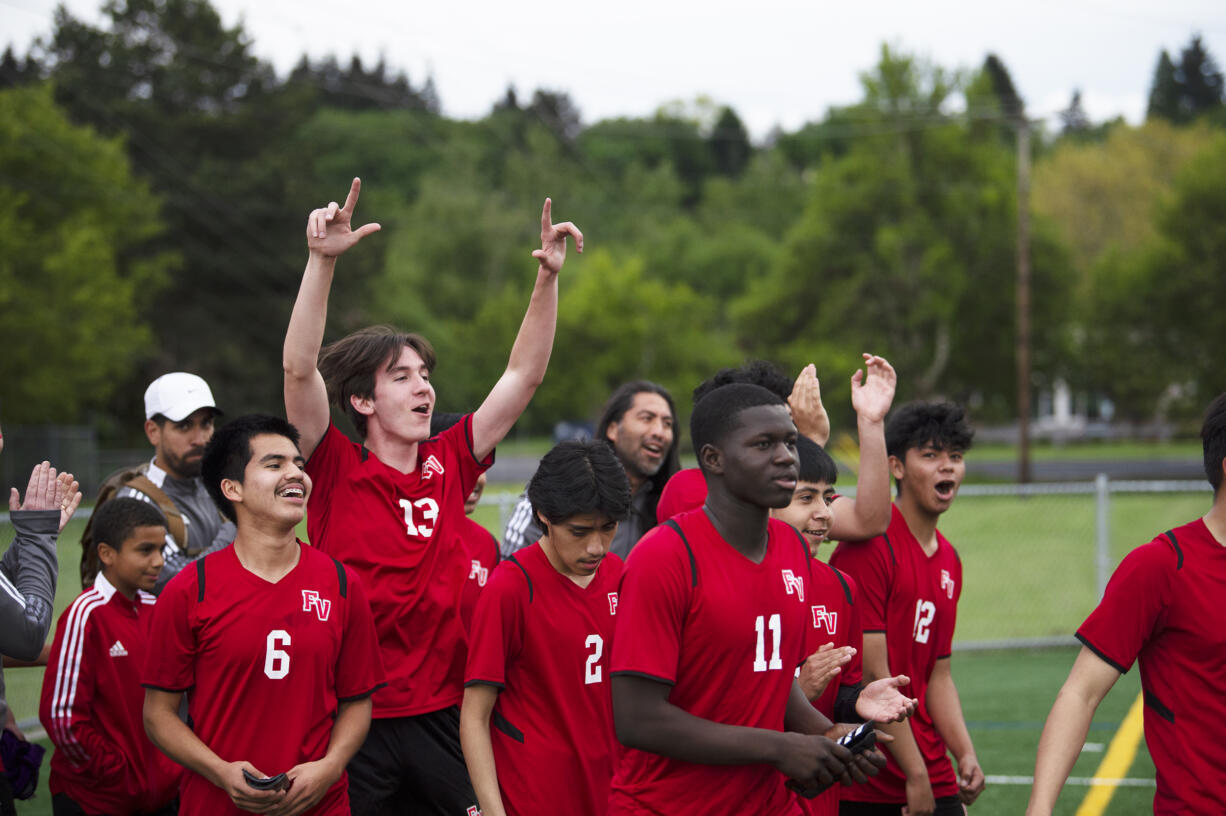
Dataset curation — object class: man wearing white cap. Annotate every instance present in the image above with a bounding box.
[114,372,235,593]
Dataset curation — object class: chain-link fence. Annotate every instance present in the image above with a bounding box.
[481,478,1210,651]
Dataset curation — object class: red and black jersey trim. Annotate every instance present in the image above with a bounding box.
[331,556,348,598]
[1144,689,1175,723]
[142,682,193,693]
[196,557,206,602]
[611,669,676,686]
[508,554,533,603]
[663,519,698,588]
[493,710,525,743]
[463,678,506,690]
[1075,633,1129,674]
[883,534,897,568]
[339,681,388,703]
[1162,529,1183,570]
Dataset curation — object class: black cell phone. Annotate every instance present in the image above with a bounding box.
[837,721,877,754]
[242,768,290,791]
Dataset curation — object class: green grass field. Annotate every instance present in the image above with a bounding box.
[6,487,1193,814]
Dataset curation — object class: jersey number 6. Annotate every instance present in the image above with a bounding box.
[264,630,291,679]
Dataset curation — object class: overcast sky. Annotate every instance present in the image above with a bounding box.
[4,0,1225,138]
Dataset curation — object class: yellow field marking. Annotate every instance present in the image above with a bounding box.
[1074,692,1146,816]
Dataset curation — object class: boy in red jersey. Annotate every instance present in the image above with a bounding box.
[830,402,982,816]
[41,498,180,816]
[142,415,384,816]
[1027,391,1226,815]
[773,438,918,816]
[430,412,500,635]
[462,439,632,816]
[610,383,900,816]
[657,356,895,547]
[282,179,582,812]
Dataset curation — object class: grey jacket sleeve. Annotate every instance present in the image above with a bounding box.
[154,518,235,595]
[0,509,60,660]
[500,494,542,560]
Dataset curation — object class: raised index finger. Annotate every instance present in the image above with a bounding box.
[540,198,553,234]
[341,177,363,216]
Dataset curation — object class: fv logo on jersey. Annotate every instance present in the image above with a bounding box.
[811,605,838,634]
[608,592,619,615]
[469,560,489,587]
[781,569,805,603]
[301,590,332,622]
[421,454,445,480]
[940,569,956,600]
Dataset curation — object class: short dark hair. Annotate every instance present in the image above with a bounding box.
[595,381,681,493]
[691,383,787,471]
[691,360,793,406]
[92,498,167,553]
[318,326,436,439]
[430,411,465,437]
[885,401,974,460]
[202,415,302,523]
[796,437,838,485]
[1201,392,1226,493]
[528,440,632,527]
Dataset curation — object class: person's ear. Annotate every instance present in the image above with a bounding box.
[350,393,375,417]
[699,443,724,476]
[97,541,118,567]
[221,477,243,506]
[144,419,161,447]
[888,455,905,482]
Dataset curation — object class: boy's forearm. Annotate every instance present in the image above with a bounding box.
[283,253,336,380]
[460,685,507,816]
[144,693,227,787]
[927,662,975,762]
[319,697,372,778]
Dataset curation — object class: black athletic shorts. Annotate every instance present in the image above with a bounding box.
[840,795,966,816]
[52,793,177,816]
[347,705,479,815]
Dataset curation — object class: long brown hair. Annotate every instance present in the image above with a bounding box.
[318,325,436,438]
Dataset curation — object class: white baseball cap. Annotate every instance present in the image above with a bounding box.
[144,373,220,422]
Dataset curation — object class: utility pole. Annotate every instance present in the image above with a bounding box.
[1016,120,1033,484]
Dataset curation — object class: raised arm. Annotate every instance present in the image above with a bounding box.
[1026,647,1121,815]
[284,178,382,459]
[788,365,830,445]
[1,463,80,659]
[829,355,895,542]
[471,199,582,462]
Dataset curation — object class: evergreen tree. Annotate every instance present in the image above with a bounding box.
[709,106,751,177]
[1059,89,1091,135]
[1147,50,1181,121]
[1176,35,1225,119]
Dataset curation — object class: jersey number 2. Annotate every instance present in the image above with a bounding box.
[754,614,783,672]
[264,630,291,679]
[584,635,604,685]
[913,600,936,644]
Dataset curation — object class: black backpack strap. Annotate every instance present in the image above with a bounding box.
[1162,529,1183,570]
[332,557,348,598]
[509,555,533,603]
[196,557,206,603]
[664,519,698,588]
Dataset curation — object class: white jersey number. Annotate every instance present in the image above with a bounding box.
[913,600,936,644]
[264,630,291,679]
[399,497,439,538]
[584,635,604,685]
[753,614,783,672]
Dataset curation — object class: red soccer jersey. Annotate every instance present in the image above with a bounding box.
[305,418,491,717]
[142,542,384,816]
[654,467,707,523]
[829,504,961,803]
[608,510,812,816]
[458,516,500,635]
[41,574,180,815]
[1076,518,1226,814]
[800,562,863,816]
[466,543,623,816]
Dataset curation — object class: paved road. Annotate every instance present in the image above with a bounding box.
[487,456,1204,486]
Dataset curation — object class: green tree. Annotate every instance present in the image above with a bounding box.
[734,47,1073,419]
[1147,50,1181,121]
[1085,133,1226,419]
[1147,37,1225,123]
[0,84,172,422]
